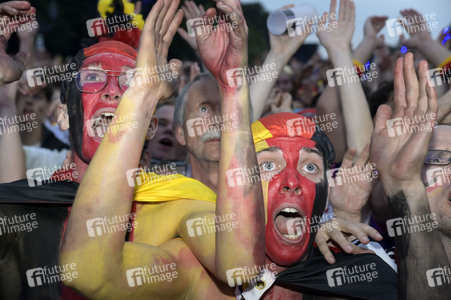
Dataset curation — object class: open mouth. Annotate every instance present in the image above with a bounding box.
[274,205,306,242]
[89,108,116,138]
[159,137,174,148]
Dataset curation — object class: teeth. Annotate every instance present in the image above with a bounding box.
[92,112,115,138]
[282,231,302,239]
[281,208,299,213]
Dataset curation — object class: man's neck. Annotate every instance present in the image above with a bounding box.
[262,256,303,300]
[189,155,219,193]
[21,125,42,146]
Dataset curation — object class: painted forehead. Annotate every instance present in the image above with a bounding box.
[256,138,324,160]
[81,53,135,71]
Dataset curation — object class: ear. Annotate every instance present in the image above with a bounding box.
[175,125,186,146]
[146,115,158,140]
[57,103,69,131]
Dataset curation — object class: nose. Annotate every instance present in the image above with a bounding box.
[278,167,303,196]
[100,75,122,102]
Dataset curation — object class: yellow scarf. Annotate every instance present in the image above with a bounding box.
[133,172,216,203]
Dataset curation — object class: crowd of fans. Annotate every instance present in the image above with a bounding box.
[0,0,450,299]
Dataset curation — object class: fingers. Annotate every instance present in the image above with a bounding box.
[403,53,419,113]
[315,233,336,264]
[355,143,371,167]
[373,104,393,133]
[161,9,184,57]
[418,60,429,113]
[341,147,356,168]
[425,70,438,118]
[155,0,171,37]
[393,57,407,115]
[159,0,181,41]
[321,226,354,253]
[329,0,337,20]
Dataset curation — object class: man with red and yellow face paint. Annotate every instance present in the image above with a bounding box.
[252,112,333,267]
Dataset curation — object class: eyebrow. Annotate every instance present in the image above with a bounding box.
[257,146,280,153]
[302,147,324,159]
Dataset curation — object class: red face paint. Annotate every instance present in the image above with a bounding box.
[264,137,321,266]
[80,53,135,161]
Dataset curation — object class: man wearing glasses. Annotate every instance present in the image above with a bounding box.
[422,125,451,262]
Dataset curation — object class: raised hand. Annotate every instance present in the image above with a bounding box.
[316,0,355,50]
[131,0,183,103]
[399,9,433,49]
[194,0,248,88]
[0,1,36,85]
[363,16,387,48]
[269,4,312,57]
[329,144,377,223]
[177,0,205,52]
[370,53,437,192]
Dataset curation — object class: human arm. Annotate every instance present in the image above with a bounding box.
[250,4,311,121]
[317,0,373,153]
[370,53,449,299]
[0,81,26,182]
[59,0,191,297]
[353,16,387,64]
[177,0,266,282]
[399,9,450,67]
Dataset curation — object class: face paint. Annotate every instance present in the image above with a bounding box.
[79,53,135,161]
[263,137,326,266]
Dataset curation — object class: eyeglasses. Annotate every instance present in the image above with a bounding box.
[424,150,451,166]
[75,69,130,93]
